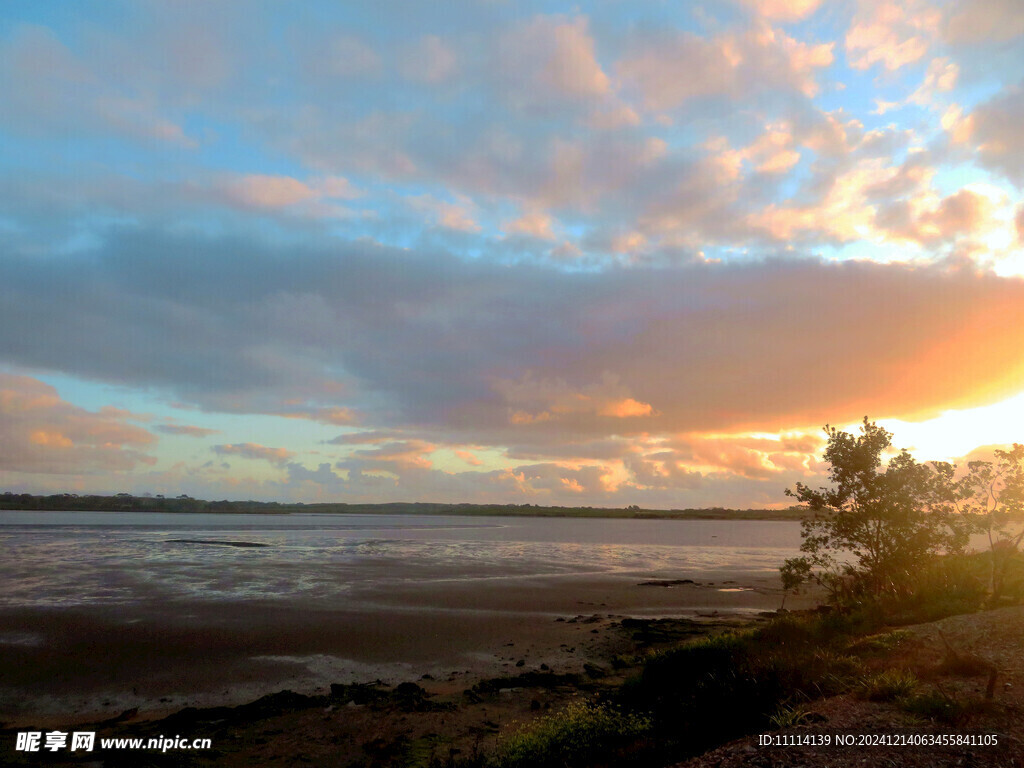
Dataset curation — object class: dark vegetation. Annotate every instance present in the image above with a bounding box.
[477,577,1020,768]
[0,491,804,520]
[781,418,1024,608]
[456,419,1024,768]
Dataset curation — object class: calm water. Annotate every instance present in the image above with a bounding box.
[0,511,802,609]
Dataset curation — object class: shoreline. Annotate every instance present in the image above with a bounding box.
[0,498,808,521]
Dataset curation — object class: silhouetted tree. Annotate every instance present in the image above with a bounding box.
[941,444,1024,603]
[782,418,970,602]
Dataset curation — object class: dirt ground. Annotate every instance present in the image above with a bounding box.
[672,606,1024,768]
[6,606,1024,767]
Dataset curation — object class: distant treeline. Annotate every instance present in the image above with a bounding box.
[0,492,806,520]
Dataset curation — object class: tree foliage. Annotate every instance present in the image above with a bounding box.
[940,444,1024,603]
[782,418,970,602]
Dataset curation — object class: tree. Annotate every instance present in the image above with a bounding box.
[941,444,1024,603]
[782,418,969,602]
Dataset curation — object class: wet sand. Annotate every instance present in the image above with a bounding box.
[0,568,812,726]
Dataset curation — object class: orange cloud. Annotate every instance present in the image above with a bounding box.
[280,406,357,426]
[454,449,484,466]
[599,398,654,418]
[29,429,74,448]
[0,374,156,474]
[351,440,436,469]
[709,124,802,179]
[496,373,654,424]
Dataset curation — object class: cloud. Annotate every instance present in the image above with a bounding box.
[493,372,656,426]
[945,0,1024,44]
[495,15,610,108]
[399,35,457,84]
[5,230,1024,448]
[223,175,318,209]
[347,439,436,470]
[970,80,1024,185]
[217,174,362,219]
[504,209,557,240]
[617,23,833,112]
[740,0,823,22]
[0,374,156,474]
[0,24,196,147]
[155,424,220,437]
[709,124,802,178]
[212,443,295,466]
[845,1,939,71]
[280,406,357,426]
[454,449,483,466]
[409,194,481,232]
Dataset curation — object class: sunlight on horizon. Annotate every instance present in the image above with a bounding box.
[874,390,1024,462]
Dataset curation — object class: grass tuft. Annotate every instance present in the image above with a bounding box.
[857,669,918,702]
[492,700,652,768]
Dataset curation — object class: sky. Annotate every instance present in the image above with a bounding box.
[1,0,1023,508]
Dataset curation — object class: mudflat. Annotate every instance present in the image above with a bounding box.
[0,569,804,726]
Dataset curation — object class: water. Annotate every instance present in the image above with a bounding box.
[0,512,809,715]
[0,511,802,609]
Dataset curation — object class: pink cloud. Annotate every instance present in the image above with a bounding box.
[223,174,318,209]
[0,374,156,474]
[212,443,295,466]
[155,424,221,437]
[409,194,481,232]
[498,15,610,103]
[740,0,823,21]
[0,25,196,147]
[617,23,833,112]
[845,1,939,71]
[504,209,557,240]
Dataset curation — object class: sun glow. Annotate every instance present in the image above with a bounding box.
[875,390,1024,461]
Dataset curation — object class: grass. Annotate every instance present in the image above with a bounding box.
[899,691,968,723]
[846,629,913,656]
[611,612,874,760]
[767,702,815,729]
[491,700,652,768]
[857,669,918,702]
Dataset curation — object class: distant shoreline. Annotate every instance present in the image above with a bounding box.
[0,492,807,520]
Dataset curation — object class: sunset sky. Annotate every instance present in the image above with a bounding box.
[2,0,1023,507]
